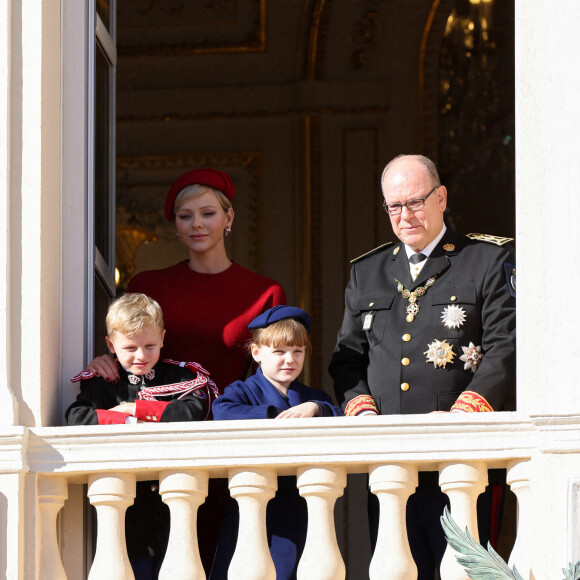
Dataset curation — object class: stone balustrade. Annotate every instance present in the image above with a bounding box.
[5,412,573,578]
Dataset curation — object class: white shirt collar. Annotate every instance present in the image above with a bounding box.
[404,223,447,260]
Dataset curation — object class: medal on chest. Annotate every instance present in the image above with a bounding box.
[459,342,483,373]
[440,304,466,329]
[395,276,437,322]
[424,339,456,368]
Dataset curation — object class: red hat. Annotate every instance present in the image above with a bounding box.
[164,168,236,221]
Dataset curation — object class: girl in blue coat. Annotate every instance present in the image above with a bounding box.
[210,305,342,580]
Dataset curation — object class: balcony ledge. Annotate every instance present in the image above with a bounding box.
[7,411,563,480]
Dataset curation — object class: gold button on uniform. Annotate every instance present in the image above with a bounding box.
[401,383,410,391]
[450,296,457,301]
[369,302,374,307]
[402,333,411,342]
[401,357,410,366]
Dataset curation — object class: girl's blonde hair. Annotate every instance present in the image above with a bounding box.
[250,318,312,355]
[174,184,232,215]
[106,293,164,338]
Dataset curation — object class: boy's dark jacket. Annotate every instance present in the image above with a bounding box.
[66,359,209,425]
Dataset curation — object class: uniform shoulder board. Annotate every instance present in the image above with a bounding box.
[466,233,514,246]
[350,242,395,263]
[70,370,96,383]
[163,358,211,376]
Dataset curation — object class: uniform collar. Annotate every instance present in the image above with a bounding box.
[404,223,447,260]
[410,226,462,288]
[119,360,163,387]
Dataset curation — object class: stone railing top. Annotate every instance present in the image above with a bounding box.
[3,412,579,480]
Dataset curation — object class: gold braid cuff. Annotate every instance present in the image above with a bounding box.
[451,390,494,413]
[345,395,379,416]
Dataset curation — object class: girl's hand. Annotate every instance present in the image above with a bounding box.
[275,402,320,419]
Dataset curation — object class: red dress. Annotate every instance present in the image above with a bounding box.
[127,260,286,394]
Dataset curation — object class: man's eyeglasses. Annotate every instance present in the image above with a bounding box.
[383,186,439,216]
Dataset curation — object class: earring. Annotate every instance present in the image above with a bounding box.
[225,226,232,237]
[176,232,181,239]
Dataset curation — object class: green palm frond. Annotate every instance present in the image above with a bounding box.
[440,506,524,580]
[562,561,580,580]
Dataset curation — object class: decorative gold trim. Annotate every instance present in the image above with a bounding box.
[345,394,379,416]
[303,117,323,388]
[418,0,456,156]
[418,0,442,153]
[451,390,493,413]
[117,105,390,125]
[466,233,514,246]
[350,242,394,264]
[117,0,267,57]
[306,0,328,80]
[301,117,313,386]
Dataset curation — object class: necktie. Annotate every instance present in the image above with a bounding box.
[409,253,427,265]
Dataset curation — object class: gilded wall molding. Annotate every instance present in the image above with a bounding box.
[350,1,380,70]
[117,0,266,56]
[304,117,324,388]
[419,0,456,158]
[304,0,330,80]
[117,104,390,125]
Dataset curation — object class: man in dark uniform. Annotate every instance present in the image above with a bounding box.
[329,154,516,578]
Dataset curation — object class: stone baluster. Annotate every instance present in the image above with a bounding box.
[439,461,487,580]
[368,463,418,580]
[87,472,136,580]
[296,466,346,580]
[507,459,532,579]
[158,469,208,580]
[228,467,277,580]
[38,475,68,580]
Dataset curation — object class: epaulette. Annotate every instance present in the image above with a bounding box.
[70,370,96,383]
[466,233,514,246]
[351,242,395,263]
[163,358,211,376]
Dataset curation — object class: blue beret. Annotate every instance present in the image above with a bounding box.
[248,305,312,334]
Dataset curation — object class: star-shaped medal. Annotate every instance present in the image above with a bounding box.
[459,342,483,373]
[441,304,467,329]
[424,339,456,369]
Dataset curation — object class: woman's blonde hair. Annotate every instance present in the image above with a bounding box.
[174,184,232,215]
[106,293,164,338]
[250,318,312,355]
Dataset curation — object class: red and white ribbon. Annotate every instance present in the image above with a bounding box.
[137,359,219,402]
